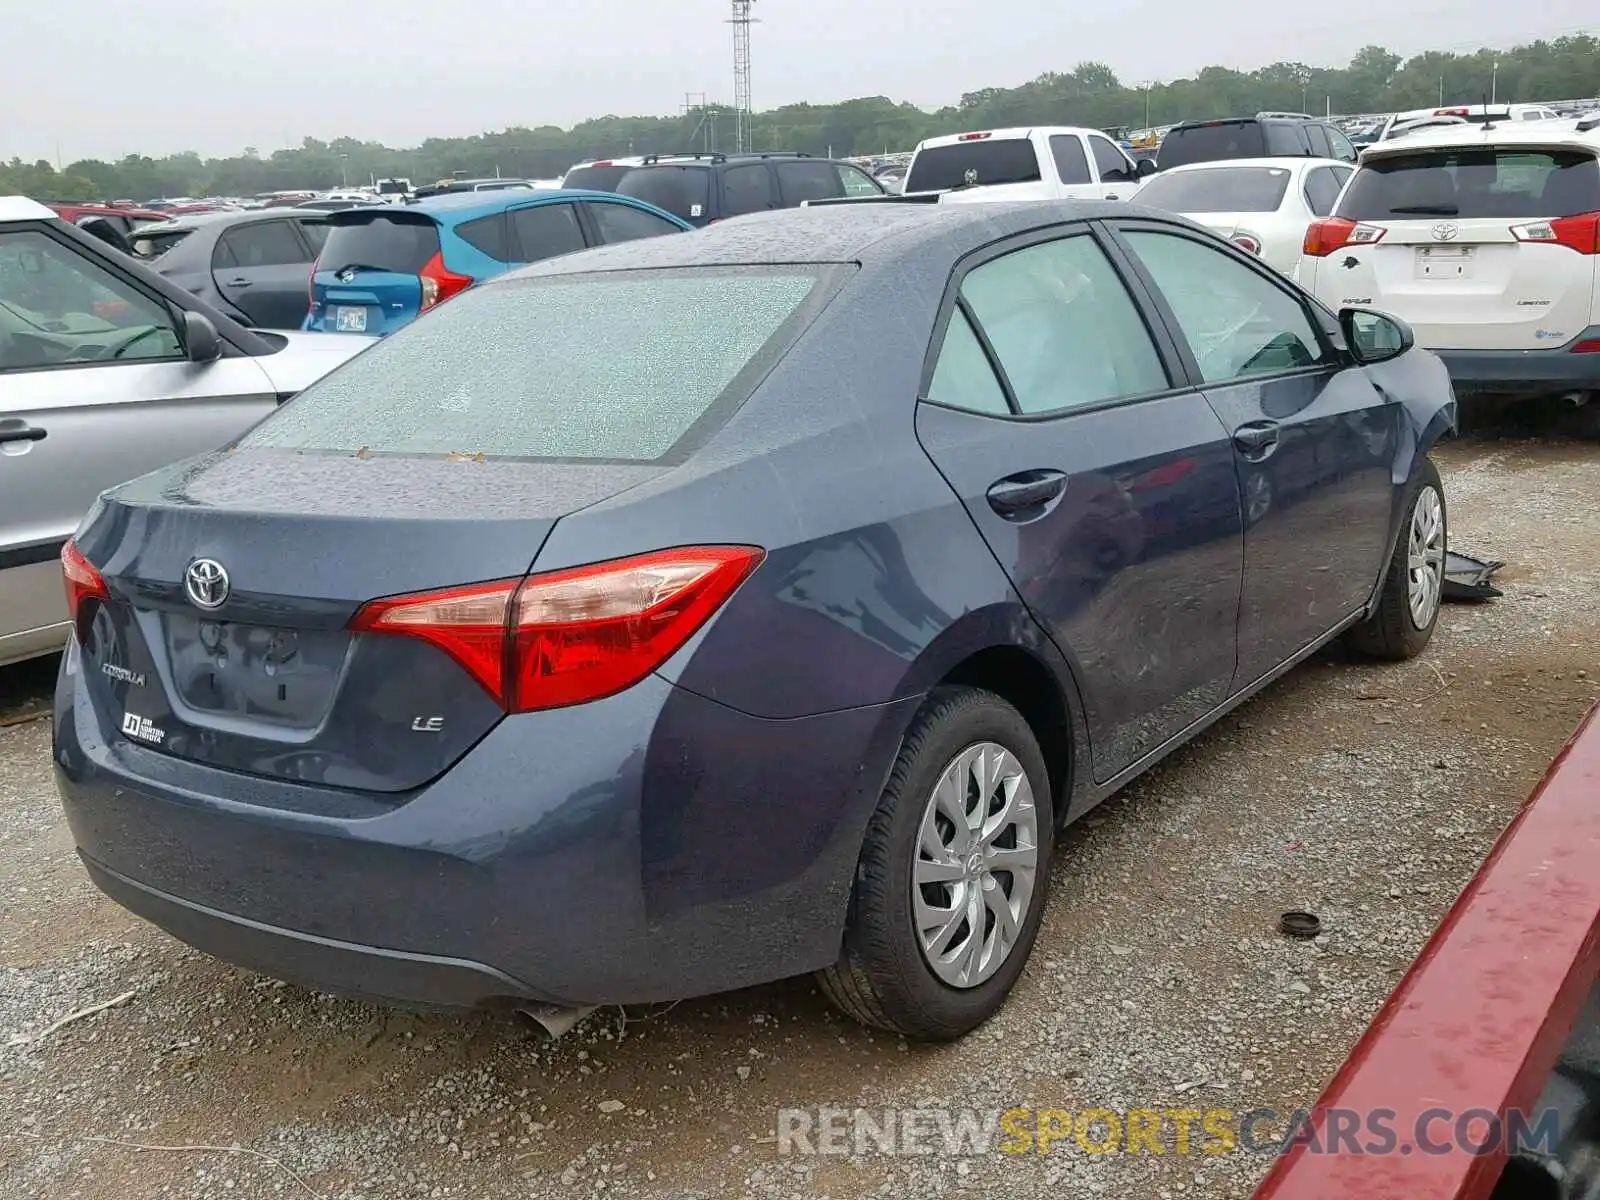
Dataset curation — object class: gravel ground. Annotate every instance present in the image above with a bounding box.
[1,435,1597,1200]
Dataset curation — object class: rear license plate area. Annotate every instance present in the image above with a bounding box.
[335,305,368,332]
[162,614,346,726]
[1415,246,1473,279]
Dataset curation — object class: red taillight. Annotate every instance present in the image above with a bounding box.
[592,160,614,167]
[1510,211,1600,254]
[1434,107,1469,117]
[418,252,473,311]
[61,540,109,641]
[957,131,992,141]
[1570,338,1600,353]
[1230,233,1262,255]
[1302,217,1386,257]
[349,546,765,713]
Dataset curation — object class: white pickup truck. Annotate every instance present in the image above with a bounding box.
[901,126,1156,203]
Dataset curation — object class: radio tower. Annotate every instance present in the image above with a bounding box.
[730,0,755,153]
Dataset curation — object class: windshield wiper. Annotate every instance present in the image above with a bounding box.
[1387,204,1459,215]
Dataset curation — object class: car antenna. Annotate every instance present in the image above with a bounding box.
[1481,92,1497,132]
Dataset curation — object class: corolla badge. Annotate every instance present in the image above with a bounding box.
[1430,223,1460,242]
[184,558,230,610]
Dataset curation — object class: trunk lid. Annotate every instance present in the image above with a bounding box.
[309,268,423,335]
[1333,143,1600,351]
[306,208,441,335]
[75,451,665,793]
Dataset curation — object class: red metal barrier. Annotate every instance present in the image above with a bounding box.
[1252,701,1600,1200]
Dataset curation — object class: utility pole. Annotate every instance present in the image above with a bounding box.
[729,0,756,153]
[1491,60,1499,104]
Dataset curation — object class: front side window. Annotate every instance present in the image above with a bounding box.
[0,230,182,371]
[1326,125,1358,161]
[958,235,1169,415]
[214,220,311,268]
[508,204,586,264]
[836,165,884,197]
[1089,136,1134,184]
[775,161,843,206]
[589,202,683,244]
[242,267,834,462]
[1122,229,1326,384]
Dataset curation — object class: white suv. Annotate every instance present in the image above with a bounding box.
[1296,123,1600,414]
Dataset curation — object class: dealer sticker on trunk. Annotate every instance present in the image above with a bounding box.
[120,712,165,746]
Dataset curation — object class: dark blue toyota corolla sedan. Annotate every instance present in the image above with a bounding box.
[53,201,1456,1041]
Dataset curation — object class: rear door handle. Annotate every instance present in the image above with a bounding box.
[1233,421,1280,459]
[0,422,47,445]
[224,277,253,287]
[986,469,1067,519]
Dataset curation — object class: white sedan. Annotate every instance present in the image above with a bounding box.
[1133,157,1355,275]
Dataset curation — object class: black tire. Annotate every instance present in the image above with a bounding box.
[1344,455,1446,662]
[816,686,1054,1041]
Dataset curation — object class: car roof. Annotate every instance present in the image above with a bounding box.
[0,196,59,221]
[1361,123,1600,159]
[505,198,1178,281]
[383,187,653,222]
[151,209,314,234]
[1148,156,1348,176]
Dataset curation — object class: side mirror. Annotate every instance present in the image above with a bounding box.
[182,311,222,363]
[1340,307,1413,365]
[1136,157,1158,178]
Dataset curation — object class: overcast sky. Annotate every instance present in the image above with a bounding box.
[7,0,1594,163]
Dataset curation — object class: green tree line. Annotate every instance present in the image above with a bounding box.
[7,36,1600,202]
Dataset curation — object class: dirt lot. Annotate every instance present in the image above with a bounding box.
[2,436,1597,1200]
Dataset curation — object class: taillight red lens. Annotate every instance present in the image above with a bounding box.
[1302,217,1386,257]
[350,546,764,713]
[418,251,473,311]
[1510,211,1600,254]
[61,540,109,641]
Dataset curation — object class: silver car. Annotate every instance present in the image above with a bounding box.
[0,196,369,667]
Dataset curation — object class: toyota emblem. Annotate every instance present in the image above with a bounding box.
[184,558,231,610]
[1430,223,1460,242]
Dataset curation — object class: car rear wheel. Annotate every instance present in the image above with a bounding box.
[817,686,1053,1040]
[1345,455,1446,661]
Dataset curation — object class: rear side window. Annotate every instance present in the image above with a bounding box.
[319,215,441,274]
[241,268,834,462]
[562,165,632,192]
[721,163,775,216]
[905,139,1042,192]
[1049,136,1091,185]
[1137,166,1292,213]
[1338,149,1600,220]
[296,218,330,253]
[1304,125,1332,157]
[1158,122,1267,169]
[616,166,712,222]
[588,202,683,244]
[1302,167,1344,217]
[926,308,1010,415]
[509,204,586,263]
[131,228,192,259]
[455,214,512,260]
[213,220,309,268]
[775,160,842,206]
[1264,125,1310,156]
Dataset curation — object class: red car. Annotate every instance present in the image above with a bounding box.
[47,202,172,239]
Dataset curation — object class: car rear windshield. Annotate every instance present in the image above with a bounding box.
[1158,121,1268,170]
[563,165,632,192]
[240,267,839,462]
[1135,165,1292,212]
[129,228,194,260]
[904,139,1042,192]
[1337,149,1600,220]
[614,166,712,221]
[317,214,441,274]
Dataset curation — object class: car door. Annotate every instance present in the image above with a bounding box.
[211,218,318,328]
[719,162,777,219]
[0,222,276,662]
[1087,133,1142,200]
[913,227,1245,781]
[580,200,686,245]
[1108,220,1400,685]
[506,201,588,264]
[1048,134,1097,199]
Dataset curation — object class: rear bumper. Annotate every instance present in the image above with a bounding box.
[1435,334,1600,397]
[53,643,918,1009]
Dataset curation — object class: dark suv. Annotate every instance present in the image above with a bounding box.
[612,152,886,226]
[1157,113,1359,171]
